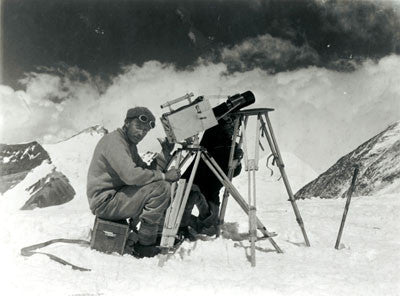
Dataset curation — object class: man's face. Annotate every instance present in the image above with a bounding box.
[125,118,152,144]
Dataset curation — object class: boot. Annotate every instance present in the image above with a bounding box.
[177,226,197,242]
[124,231,139,254]
[188,215,217,236]
[199,225,218,236]
[132,243,160,258]
[198,202,219,236]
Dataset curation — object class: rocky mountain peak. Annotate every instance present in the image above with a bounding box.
[295,121,400,199]
[0,142,51,193]
[82,125,109,135]
[60,125,108,143]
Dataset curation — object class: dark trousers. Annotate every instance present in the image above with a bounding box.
[94,181,171,245]
[180,185,211,227]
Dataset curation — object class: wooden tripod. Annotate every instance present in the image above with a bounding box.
[158,140,282,267]
[219,108,311,250]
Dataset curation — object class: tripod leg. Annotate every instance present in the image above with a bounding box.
[159,150,184,267]
[248,162,257,267]
[158,150,202,267]
[248,115,261,266]
[200,152,283,253]
[261,114,311,247]
[168,149,183,209]
[158,179,187,267]
[174,151,202,231]
[219,115,242,236]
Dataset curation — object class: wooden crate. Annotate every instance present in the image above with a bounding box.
[90,217,129,255]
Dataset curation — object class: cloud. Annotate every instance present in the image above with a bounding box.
[212,0,400,73]
[1,56,399,172]
[4,0,400,91]
[325,0,400,44]
[0,66,104,143]
[219,34,320,73]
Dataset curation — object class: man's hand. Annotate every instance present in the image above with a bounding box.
[234,147,244,160]
[164,168,181,182]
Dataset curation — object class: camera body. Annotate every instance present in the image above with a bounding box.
[161,96,218,143]
[160,91,255,144]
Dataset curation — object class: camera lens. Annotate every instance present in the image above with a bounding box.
[212,91,255,120]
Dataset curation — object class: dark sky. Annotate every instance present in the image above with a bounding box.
[3,0,400,88]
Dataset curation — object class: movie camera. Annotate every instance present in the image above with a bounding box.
[160,91,255,144]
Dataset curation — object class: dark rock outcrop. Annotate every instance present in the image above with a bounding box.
[1,125,110,210]
[21,170,75,210]
[295,121,400,199]
[0,142,51,193]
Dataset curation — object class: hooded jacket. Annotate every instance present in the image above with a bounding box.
[86,128,163,213]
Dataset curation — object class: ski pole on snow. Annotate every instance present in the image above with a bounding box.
[335,166,359,250]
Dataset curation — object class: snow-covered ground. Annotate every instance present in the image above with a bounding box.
[0,131,399,296]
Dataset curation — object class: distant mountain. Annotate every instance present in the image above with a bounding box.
[1,125,108,210]
[295,121,400,199]
[56,125,109,143]
[43,125,108,192]
[0,142,51,193]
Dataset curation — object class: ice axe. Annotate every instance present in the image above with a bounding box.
[335,165,359,250]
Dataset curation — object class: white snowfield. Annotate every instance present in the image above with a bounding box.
[0,129,399,296]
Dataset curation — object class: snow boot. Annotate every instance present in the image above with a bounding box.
[124,231,139,254]
[177,226,197,242]
[132,243,160,258]
[199,225,218,236]
[192,201,219,236]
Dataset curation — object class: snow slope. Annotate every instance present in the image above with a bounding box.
[0,127,399,296]
[43,125,108,197]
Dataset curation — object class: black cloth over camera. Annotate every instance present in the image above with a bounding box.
[182,118,242,205]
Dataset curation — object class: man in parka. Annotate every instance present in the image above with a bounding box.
[87,107,180,258]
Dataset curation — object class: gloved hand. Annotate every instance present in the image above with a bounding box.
[233,146,243,177]
[234,146,244,160]
[164,168,181,182]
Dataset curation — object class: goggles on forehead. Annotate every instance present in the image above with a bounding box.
[135,114,156,129]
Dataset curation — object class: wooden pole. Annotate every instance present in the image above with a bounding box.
[335,166,359,250]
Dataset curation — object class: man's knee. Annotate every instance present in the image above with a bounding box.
[139,181,171,225]
[144,181,171,210]
[152,180,171,198]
